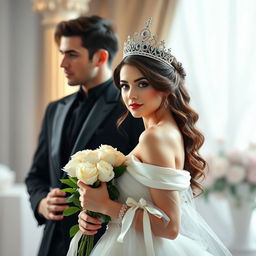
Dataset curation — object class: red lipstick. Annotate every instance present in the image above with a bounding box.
[129,103,143,110]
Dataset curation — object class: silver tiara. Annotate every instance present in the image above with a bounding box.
[123,17,175,68]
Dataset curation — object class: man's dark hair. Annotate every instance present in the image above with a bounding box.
[55,15,119,65]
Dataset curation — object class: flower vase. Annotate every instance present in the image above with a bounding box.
[227,184,256,256]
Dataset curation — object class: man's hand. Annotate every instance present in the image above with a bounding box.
[38,188,69,220]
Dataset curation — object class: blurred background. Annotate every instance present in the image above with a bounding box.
[0,0,255,255]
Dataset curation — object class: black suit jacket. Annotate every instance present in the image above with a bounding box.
[25,82,144,256]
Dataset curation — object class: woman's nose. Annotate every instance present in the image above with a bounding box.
[128,88,138,100]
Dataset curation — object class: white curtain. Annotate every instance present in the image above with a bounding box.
[167,1,256,248]
[168,0,256,153]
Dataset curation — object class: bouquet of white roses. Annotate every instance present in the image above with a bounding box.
[60,145,127,256]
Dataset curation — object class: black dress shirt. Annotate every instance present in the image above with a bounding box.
[61,79,110,168]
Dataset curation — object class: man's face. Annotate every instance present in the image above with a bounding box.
[59,36,96,86]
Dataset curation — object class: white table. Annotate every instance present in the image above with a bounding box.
[0,184,43,256]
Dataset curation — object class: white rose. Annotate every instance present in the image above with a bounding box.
[97,160,114,182]
[98,149,116,166]
[63,158,80,177]
[113,151,127,167]
[98,145,117,151]
[71,150,99,164]
[76,162,98,185]
[98,145,127,167]
[226,165,246,184]
[210,156,229,178]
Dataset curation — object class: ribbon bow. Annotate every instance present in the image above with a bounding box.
[117,197,167,256]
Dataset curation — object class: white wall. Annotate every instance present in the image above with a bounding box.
[0,0,11,169]
[0,0,43,183]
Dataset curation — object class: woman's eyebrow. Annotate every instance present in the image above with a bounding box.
[120,77,146,83]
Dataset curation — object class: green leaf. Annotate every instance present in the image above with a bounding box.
[73,198,82,208]
[63,206,80,216]
[61,188,76,193]
[113,165,126,178]
[69,224,80,237]
[66,193,82,209]
[107,184,119,200]
[70,177,78,184]
[73,191,80,198]
[60,178,78,188]
[66,193,76,203]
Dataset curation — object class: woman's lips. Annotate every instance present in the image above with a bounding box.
[129,103,143,110]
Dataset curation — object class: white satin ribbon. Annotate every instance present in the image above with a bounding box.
[117,197,168,256]
[67,230,83,256]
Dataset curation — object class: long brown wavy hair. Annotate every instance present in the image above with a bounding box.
[113,55,206,196]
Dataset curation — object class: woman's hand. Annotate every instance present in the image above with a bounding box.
[78,181,110,213]
[78,210,102,235]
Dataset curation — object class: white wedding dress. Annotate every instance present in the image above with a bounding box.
[68,155,232,256]
[90,156,232,256]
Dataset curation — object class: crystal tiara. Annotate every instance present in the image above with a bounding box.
[123,17,175,68]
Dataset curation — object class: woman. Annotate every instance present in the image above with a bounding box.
[77,19,232,256]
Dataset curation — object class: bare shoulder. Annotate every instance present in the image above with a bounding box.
[137,125,184,168]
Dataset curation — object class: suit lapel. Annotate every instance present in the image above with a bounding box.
[60,83,120,179]
[71,94,117,155]
[51,93,77,174]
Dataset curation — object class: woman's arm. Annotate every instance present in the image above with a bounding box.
[78,182,180,240]
[78,129,183,239]
[132,129,183,239]
[133,189,181,239]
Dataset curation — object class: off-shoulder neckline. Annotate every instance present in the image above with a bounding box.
[128,155,188,172]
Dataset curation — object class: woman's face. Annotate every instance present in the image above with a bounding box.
[120,64,165,118]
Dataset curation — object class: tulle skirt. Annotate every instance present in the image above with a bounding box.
[90,222,213,256]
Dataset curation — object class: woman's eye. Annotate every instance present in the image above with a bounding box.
[138,81,149,88]
[120,84,129,89]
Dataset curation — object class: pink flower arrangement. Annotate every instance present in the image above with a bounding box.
[204,144,256,203]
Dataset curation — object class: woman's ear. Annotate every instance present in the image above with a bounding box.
[92,49,109,66]
[161,92,171,109]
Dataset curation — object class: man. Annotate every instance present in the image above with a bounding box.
[25,16,144,256]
